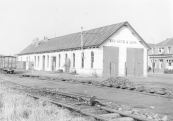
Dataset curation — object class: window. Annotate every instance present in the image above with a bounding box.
[47,55,49,67]
[158,47,164,54]
[59,54,61,67]
[35,56,36,67]
[162,47,164,53]
[38,56,39,67]
[91,51,94,68]
[73,53,75,68]
[169,60,172,66]
[152,48,155,54]
[65,53,67,58]
[54,57,56,67]
[81,52,84,68]
[158,48,161,53]
[168,47,171,53]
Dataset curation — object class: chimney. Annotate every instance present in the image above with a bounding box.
[81,27,83,50]
[35,38,39,47]
[32,39,36,45]
[43,36,48,42]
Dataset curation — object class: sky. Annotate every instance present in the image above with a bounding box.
[0,0,173,55]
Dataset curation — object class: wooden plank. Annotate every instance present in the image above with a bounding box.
[126,48,135,76]
[99,106,153,121]
[103,46,119,77]
[100,113,120,119]
[135,48,143,76]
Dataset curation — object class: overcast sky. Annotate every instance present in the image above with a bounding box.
[0,0,173,55]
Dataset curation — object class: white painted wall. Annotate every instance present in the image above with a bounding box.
[18,26,148,77]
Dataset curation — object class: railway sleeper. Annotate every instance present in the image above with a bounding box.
[100,113,137,121]
[100,113,121,119]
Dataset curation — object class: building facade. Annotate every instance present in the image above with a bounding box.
[18,22,150,77]
[148,37,173,70]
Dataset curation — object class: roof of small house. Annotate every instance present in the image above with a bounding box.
[147,43,156,48]
[18,21,150,55]
[157,37,173,46]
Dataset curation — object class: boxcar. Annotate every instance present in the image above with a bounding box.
[0,56,17,73]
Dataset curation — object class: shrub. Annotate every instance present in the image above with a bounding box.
[164,69,173,74]
[56,69,63,73]
[147,66,152,72]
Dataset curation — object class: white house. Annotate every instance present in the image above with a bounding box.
[148,38,173,70]
[18,22,150,77]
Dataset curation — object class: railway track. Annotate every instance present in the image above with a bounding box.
[12,73,173,100]
[0,79,156,121]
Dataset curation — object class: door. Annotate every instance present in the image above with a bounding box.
[51,57,56,71]
[126,48,135,75]
[23,62,26,69]
[135,48,143,76]
[110,62,118,77]
[103,46,119,77]
[126,48,143,76]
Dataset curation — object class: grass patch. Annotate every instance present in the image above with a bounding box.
[0,85,93,121]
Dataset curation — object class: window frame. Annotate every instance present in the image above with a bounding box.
[59,54,61,67]
[168,47,171,53]
[34,56,36,67]
[158,47,162,54]
[47,55,49,67]
[37,56,39,67]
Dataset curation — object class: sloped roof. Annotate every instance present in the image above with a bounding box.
[157,37,173,46]
[19,22,149,55]
[147,43,155,48]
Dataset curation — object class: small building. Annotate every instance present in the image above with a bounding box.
[18,22,150,77]
[148,37,173,70]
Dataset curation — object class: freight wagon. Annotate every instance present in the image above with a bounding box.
[0,56,17,73]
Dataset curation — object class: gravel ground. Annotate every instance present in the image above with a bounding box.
[16,70,173,90]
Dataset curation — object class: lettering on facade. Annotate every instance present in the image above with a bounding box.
[109,39,137,44]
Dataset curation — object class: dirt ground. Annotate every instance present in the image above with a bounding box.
[0,71,173,118]
[127,73,173,90]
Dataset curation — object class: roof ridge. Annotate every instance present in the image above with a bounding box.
[157,37,173,46]
[48,21,127,41]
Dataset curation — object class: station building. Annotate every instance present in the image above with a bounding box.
[18,22,150,77]
[148,37,173,70]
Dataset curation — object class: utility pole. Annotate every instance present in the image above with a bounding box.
[80,27,100,68]
[80,27,100,49]
[81,27,83,50]
[151,38,155,73]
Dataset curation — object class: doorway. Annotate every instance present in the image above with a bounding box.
[51,57,56,71]
[103,46,119,77]
[126,48,143,76]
